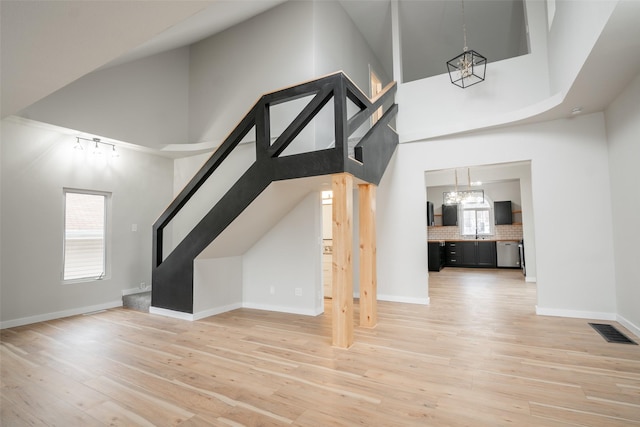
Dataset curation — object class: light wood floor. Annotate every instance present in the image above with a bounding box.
[2,269,639,426]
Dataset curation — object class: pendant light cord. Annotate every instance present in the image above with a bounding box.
[462,0,468,52]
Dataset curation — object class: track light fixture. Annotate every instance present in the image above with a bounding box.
[74,137,119,158]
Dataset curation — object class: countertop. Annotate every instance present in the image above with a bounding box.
[428,239,520,243]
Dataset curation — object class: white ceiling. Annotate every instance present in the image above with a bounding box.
[99,0,288,71]
[2,0,640,132]
[519,0,640,124]
[0,0,285,118]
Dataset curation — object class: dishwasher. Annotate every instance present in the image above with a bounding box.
[496,241,520,268]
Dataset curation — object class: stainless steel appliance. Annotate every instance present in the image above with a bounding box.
[519,240,526,276]
[496,241,520,268]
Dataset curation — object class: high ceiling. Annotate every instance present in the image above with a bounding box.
[0,0,286,118]
[3,0,640,135]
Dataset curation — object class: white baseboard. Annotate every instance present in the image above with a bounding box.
[151,302,323,321]
[378,294,430,305]
[242,302,323,316]
[193,303,243,321]
[535,306,616,321]
[149,306,194,321]
[616,314,640,339]
[0,300,122,329]
[525,276,537,283]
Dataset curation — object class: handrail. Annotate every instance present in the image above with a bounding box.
[152,72,398,313]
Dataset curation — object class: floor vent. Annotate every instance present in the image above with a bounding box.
[589,323,637,345]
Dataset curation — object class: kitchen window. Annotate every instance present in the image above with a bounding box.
[63,189,111,281]
[461,203,492,237]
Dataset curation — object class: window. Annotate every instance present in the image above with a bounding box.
[461,201,492,236]
[63,189,110,281]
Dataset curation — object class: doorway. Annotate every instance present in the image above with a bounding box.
[424,161,535,283]
[370,69,383,124]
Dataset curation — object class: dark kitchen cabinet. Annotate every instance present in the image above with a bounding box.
[476,241,497,267]
[445,242,460,266]
[442,204,458,226]
[446,241,496,268]
[495,201,512,225]
[426,201,435,226]
[459,242,475,265]
[428,242,445,271]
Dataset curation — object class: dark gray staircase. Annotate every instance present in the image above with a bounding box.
[123,292,151,312]
[152,72,398,314]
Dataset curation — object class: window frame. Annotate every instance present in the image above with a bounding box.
[460,203,494,237]
[62,188,112,283]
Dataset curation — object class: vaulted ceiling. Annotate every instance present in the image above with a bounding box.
[2,0,640,136]
[0,1,285,118]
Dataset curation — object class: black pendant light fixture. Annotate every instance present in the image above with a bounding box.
[446,0,487,88]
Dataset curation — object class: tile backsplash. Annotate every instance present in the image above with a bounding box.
[427,224,523,241]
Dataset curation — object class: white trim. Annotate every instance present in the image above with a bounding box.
[535,306,616,321]
[616,314,640,340]
[151,302,323,321]
[525,276,537,283]
[149,306,194,321]
[242,302,323,316]
[378,294,430,305]
[0,300,122,329]
[193,303,243,321]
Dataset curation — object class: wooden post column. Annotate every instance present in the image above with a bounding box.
[332,173,354,348]
[358,183,377,328]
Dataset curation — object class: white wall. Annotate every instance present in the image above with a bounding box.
[243,192,323,316]
[313,1,391,91]
[187,1,391,151]
[605,71,640,335]
[547,0,616,94]
[0,117,174,327]
[19,47,191,148]
[193,256,243,318]
[188,1,315,145]
[377,113,616,316]
[312,1,393,149]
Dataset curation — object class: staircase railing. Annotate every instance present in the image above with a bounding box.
[152,71,398,314]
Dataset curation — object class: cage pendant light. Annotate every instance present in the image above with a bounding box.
[446,0,487,88]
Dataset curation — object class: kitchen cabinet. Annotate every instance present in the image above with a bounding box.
[323,250,332,297]
[475,241,497,267]
[445,242,460,266]
[445,241,496,267]
[426,201,435,226]
[442,204,458,226]
[428,241,445,271]
[460,242,477,265]
[494,201,512,225]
